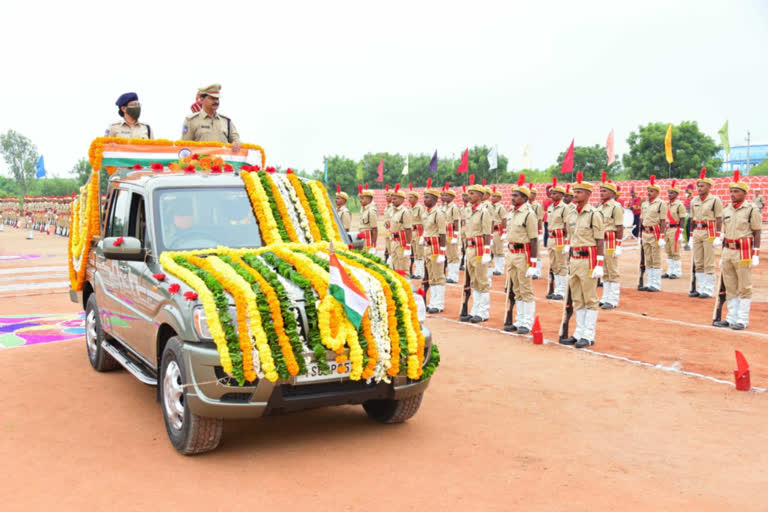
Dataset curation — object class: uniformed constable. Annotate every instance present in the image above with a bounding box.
[335,186,351,232]
[489,187,507,276]
[459,188,471,270]
[546,178,569,300]
[460,178,493,323]
[383,186,394,263]
[560,173,604,349]
[106,92,153,139]
[502,181,539,334]
[388,185,412,274]
[713,171,761,330]
[440,184,461,283]
[422,180,447,313]
[182,84,241,152]
[662,180,687,280]
[688,168,724,298]
[753,189,765,214]
[598,173,624,309]
[638,175,667,292]
[357,185,378,254]
[528,186,545,278]
[408,186,427,280]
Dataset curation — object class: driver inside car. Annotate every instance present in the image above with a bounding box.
[162,198,196,247]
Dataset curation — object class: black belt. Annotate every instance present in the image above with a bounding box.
[642,227,657,233]
[572,250,591,257]
[509,243,527,250]
[668,223,680,228]
[391,234,400,239]
[694,222,709,229]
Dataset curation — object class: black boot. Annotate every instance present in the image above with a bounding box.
[559,337,577,345]
[574,338,594,349]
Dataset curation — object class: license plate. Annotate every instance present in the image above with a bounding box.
[295,360,352,383]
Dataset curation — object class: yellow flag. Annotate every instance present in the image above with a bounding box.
[664,123,673,164]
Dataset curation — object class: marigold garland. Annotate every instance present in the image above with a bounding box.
[286,173,322,242]
[261,172,300,243]
[241,170,282,245]
[68,171,100,291]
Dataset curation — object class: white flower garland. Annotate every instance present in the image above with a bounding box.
[349,266,391,383]
[273,174,310,244]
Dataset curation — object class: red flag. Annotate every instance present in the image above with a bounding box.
[456,148,469,173]
[375,158,384,182]
[560,139,574,174]
[606,129,615,165]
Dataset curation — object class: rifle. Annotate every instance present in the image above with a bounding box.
[712,271,726,325]
[689,249,697,295]
[558,278,574,341]
[503,270,516,331]
[459,256,472,321]
[547,262,555,298]
[422,253,431,297]
[410,250,415,277]
[637,240,646,290]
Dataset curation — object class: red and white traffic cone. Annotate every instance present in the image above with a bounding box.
[532,316,543,345]
[734,350,750,391]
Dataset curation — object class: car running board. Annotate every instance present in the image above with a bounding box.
[101,340,158,386]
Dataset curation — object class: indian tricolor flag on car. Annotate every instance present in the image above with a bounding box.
[99,142,262,168]
[328,244,369,329]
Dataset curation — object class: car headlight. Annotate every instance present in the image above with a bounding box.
[193,305,236,340]
[413,291,426,323]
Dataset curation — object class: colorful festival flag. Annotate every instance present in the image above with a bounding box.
[718,121,730,156]
[35,155,46,179]
[375,158,384,182]
[606,129,615,165]
[665,124,674,164]
[487,145,498,171]
[429,150,438,172]
[560,139,574,174]
[323,160,328,182]
[457,148,469,173]
[328,242,369,329]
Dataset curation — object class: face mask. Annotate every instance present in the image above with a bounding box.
[125,106,141,120]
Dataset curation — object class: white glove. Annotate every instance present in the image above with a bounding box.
[753,256,760,266]
[677,231,684,241]
[418,238,426,246]
[615,246,623,257]
[403,249,411,257]
[591,265,604,279]
[658,238,666,248]
[378,250,386,259]
[562,244,570,254]
[481,253,492,264]
[368,246,377,255]
[450,237,458,244]
[538,233,544,242]
[501,233,507,241]
[686,239,693,249]
[713,237,723,248]
[436,254,445,264]
[525,266,536,278]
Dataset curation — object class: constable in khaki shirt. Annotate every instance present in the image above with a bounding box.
[502,185,539,334]
[388,186,412,274]
[408,189,427,280]
[560,175,604,349]
[106,92,153,139]
[459,190,471,270]
[713,173,762,330]
[662,182,687,280]
[639,176,668,292]
[422,185,447,313]
[689,169,724,298]
[546,181,569,300]
[383,188,394,263]
[334,188,352,232]
[460,184,493,324]
[357,186,378,254]
[489,188,508,276]
[440,187,461,283]
[598,176,624,309]
[528,187,545,278]
[182,84,241,152]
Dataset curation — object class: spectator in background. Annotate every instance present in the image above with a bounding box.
[754,189,765,214]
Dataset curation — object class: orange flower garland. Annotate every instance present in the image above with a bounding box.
[241,170,282,245]
[262,172,300,243]
[286,173,322,242]
[68,171,100,291]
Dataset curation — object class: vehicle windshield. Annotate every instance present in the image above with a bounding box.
[154,187,262,251]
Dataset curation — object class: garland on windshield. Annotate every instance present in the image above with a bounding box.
[157,242,437,387]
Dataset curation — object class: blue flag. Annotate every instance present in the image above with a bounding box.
[324,160,328,182]
[429,150,438,172]
[35,156,46,179]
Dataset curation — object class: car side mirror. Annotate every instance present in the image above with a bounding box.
[103,236,146,261]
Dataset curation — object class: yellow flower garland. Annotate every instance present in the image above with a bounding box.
[241,171,282,245]
[287,173,322,242]
[309,180,343,242]
[68,171,100,291]
[159,252,234,374]
[262,172,300,243]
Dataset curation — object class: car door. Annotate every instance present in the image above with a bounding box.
[98,187,132,339]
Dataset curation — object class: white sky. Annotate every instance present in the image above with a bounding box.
[0,0,766,178]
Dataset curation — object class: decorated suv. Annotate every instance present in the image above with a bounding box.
[69,138,439,454]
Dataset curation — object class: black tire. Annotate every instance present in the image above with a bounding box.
[160,336,223,455]
[85,295,121,372]
[363,392,424,424]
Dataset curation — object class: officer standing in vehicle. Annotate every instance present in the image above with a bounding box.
[106,92,153,139]
[182,84,241,152]
[713,171,761,330]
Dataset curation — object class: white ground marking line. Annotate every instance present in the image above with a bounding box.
[428,315,766,393]
[0,273,68,282]
[0,281,69,292]
[443,282,768,339]
[0,265,67,275]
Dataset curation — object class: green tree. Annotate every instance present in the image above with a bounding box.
[748,159,768,176]
[551,144,620,181]
[0,130,38,196]
[622,121,722,179]
[72,158,92,186]
[28,178,80,197]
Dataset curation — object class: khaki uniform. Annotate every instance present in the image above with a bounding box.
[441,201,461,264]
[720,201,761,328]
[422,206,446,286]
[640,198,667,270]
[388,204,412,273]
[410,203,426,263]
[600,199,624,282]
[464,205,492,293]
[529,200,544,234]
[505,204,538,303]
[338,205,351,231]
[665,199,687,260]
[384,203,394,258]
[105,120,153,139]
[490,202,508,258]
[753,194,764,212]
[182,111,240,143]
[566,205,604,311]
[690,194,723,274]
[358,203,378,250]
[547,200,569,277]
